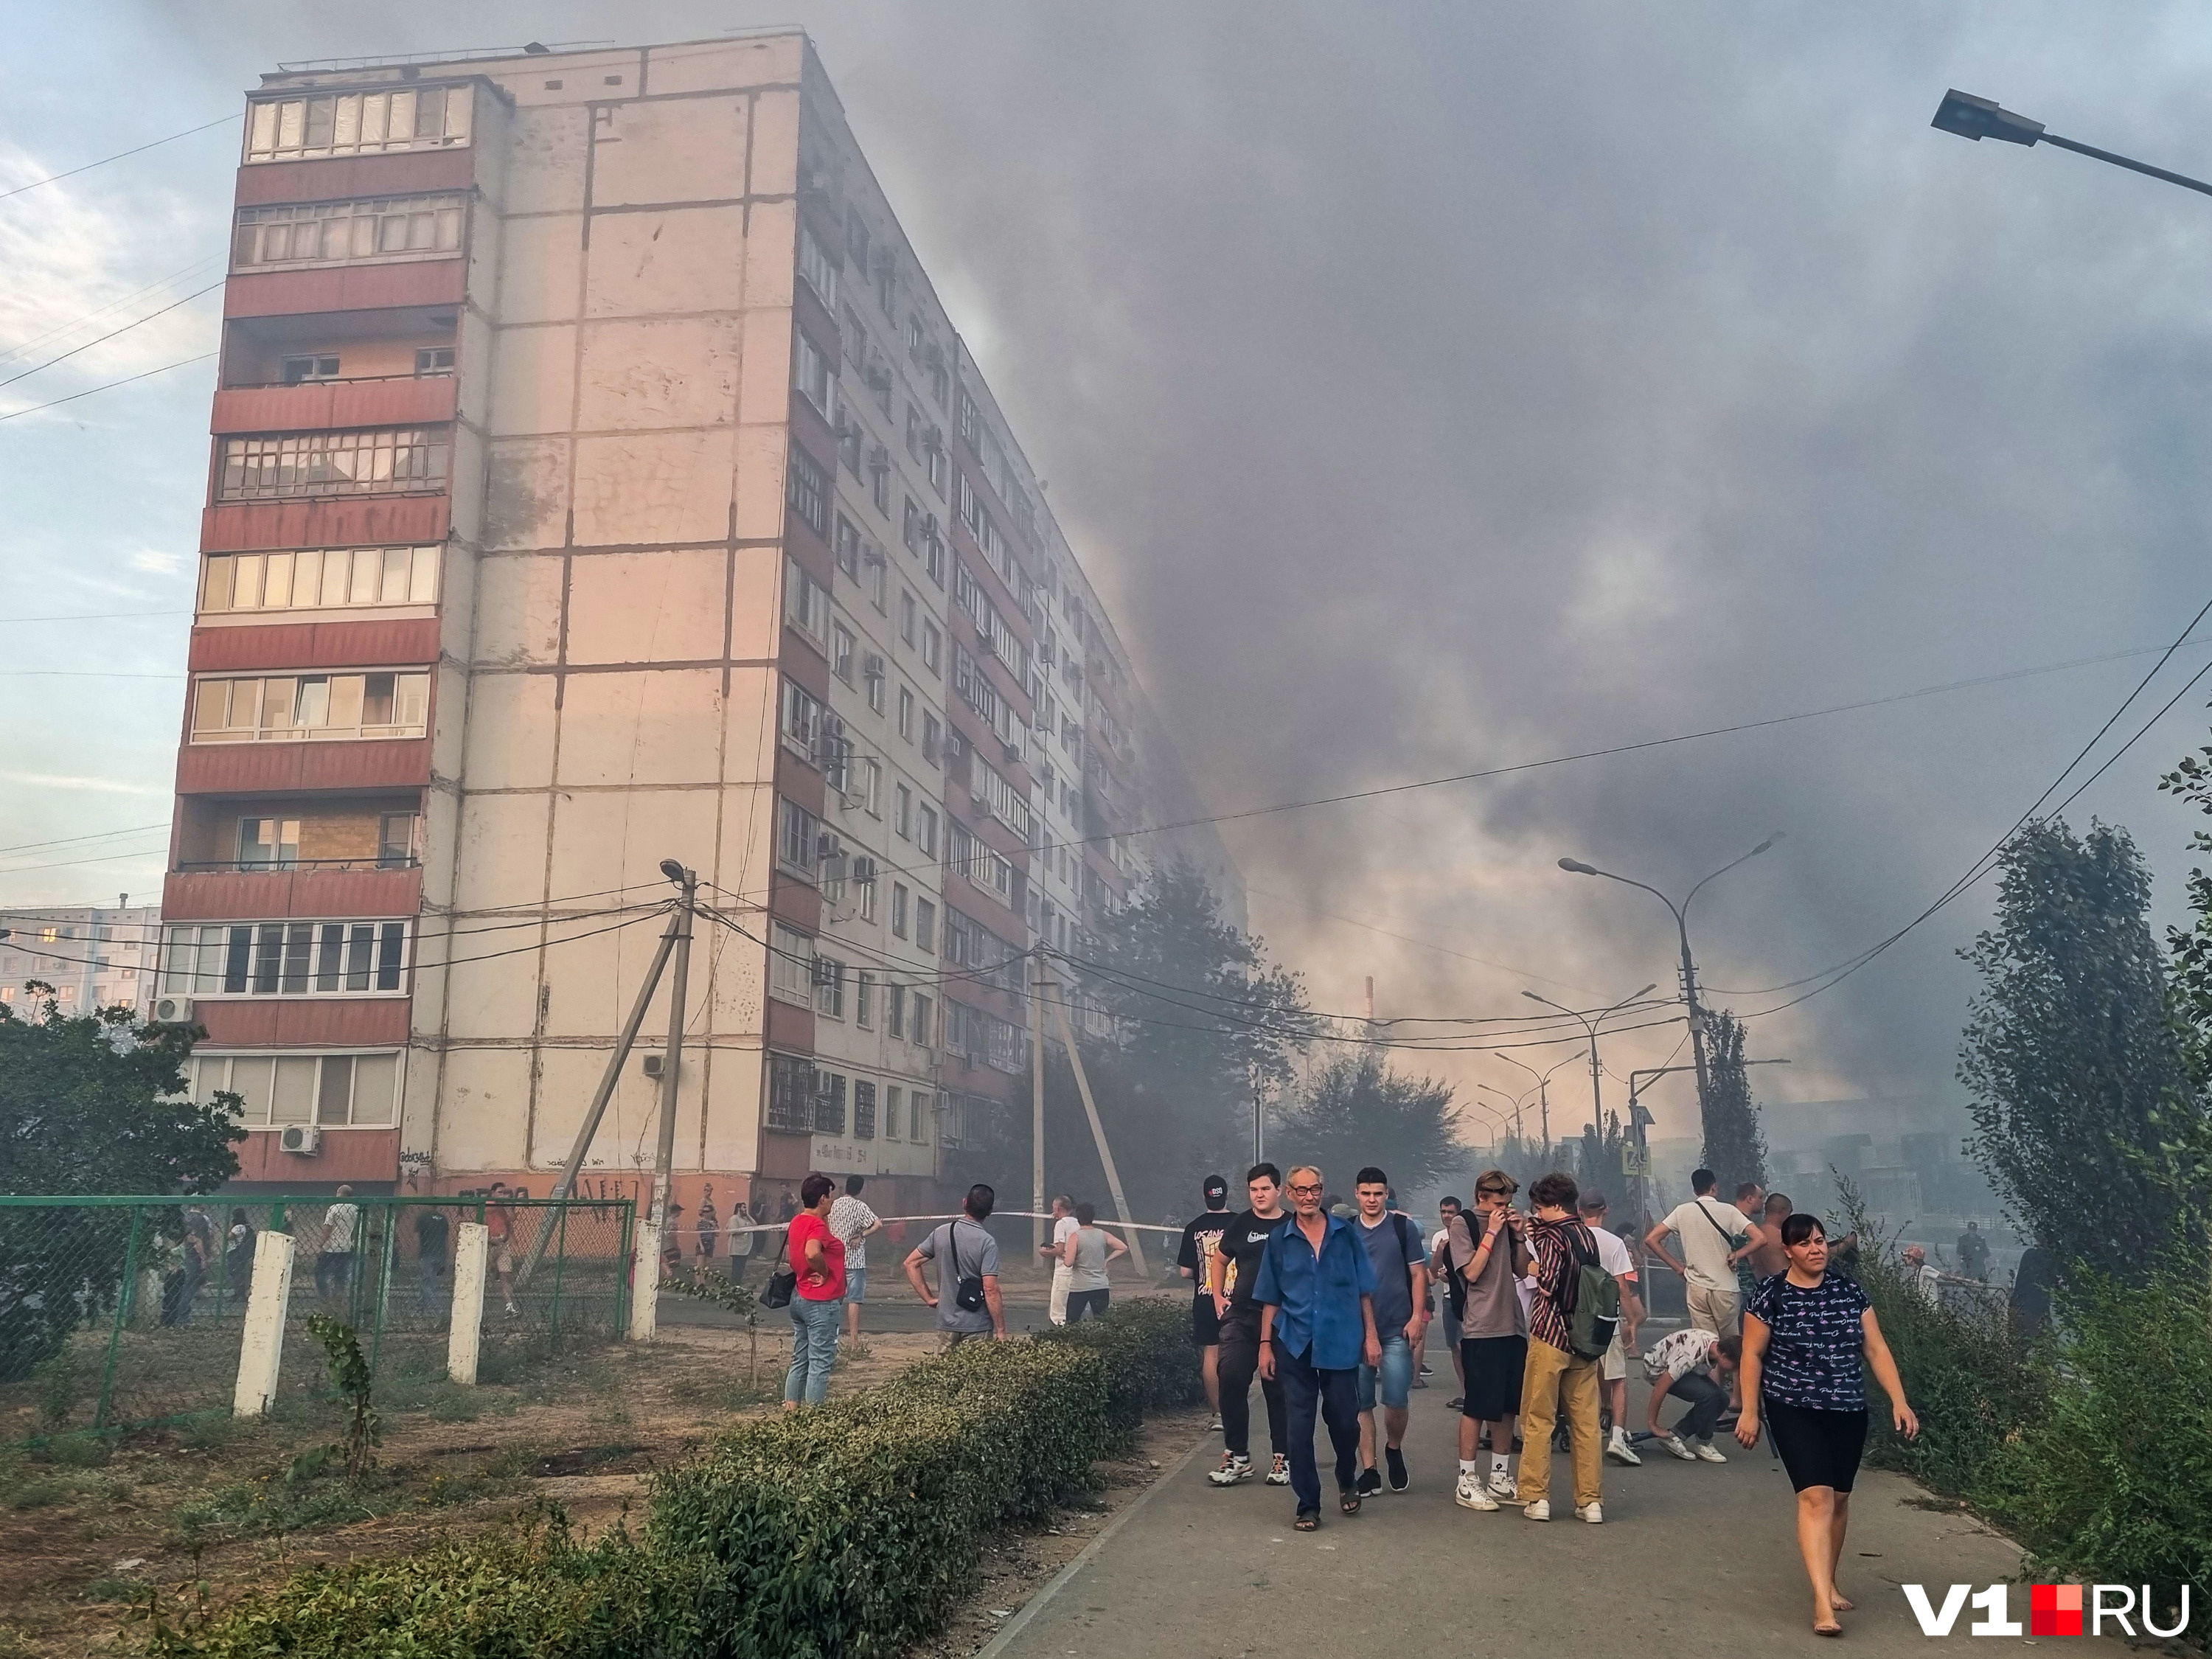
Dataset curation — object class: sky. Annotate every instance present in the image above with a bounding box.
[6,2,2212,1149]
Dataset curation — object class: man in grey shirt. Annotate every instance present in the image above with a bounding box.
[904,1182,1007,1346]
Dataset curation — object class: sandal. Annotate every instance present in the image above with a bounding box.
[1294,1510,1320,1531]
[1339,1489,1362,1516]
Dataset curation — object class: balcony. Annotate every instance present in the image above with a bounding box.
[212,372,456,436]
[164,863,422,923]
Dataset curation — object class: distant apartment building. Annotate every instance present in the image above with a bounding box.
[160,33,1237,1206]
[0,897,161,1020]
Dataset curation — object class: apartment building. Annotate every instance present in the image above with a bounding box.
[0,897,161,1020]
[161,32,1238,1209]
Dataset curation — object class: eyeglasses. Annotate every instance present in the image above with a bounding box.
[1287,1183,1323,1196]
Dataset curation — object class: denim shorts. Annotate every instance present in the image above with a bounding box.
[1356,1332,1414,1411]
[844,1264,867,1304]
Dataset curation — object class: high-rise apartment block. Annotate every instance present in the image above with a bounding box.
[0,898,161,1021]
[161,32,1237,1209]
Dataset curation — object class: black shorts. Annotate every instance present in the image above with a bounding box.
[1191,1294,1221,1347]
[1764,1400,1868,1493]
[1460,1334,1527,1422]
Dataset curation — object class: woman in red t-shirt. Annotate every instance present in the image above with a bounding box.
[783,1173,847,1408]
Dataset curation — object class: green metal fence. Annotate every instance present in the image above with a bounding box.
[0,1194,635,1446]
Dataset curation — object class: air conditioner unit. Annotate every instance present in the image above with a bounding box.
[642,1053,664,1079]
[150,995,195,1024]
[849,857,878,886]
[816,831,844,863]
[279,1124,321,1155]
[862,653,885,679]
[811,956,839,987]
[1001,740,1021,766]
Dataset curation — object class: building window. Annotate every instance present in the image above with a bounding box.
[378,813,420,868]
[768,922,813,1006]
[798,221,839,307]
[836,392,862,475]
[950,820,1013,901]
[870,445,891,514]
[868,552,888,613]
[834,513,862,579]
[911,993,934,1050]
[786,445,830,538]
[957,388,980,448]
[859,868,877,921]
[911,1088,933,1141]
[814,1070,847,1135]
[891,880,909,936]
[884,1083,902,1138]
[238,816,299,869]
[922,622,942,675]
[282,355,341,383]
[783,555,830,644]
[190,670,430,744]
[201,546,439,613]
[159,919,408,998]
[865,664,885,715]
[183,1049,403,1127]
[863,757,883,816]
[815,956,846,1019]
[917,805,939,858]
[855,972,874,1030]
[794,329,834,417]
[971,756,1034,839]
[776,799,821,882]
[845,209,870,280]
[853,1078,877,1138]
[914,898,936,953]
[414,346,455,377]
[767,1052,815,1130]
[921,713,941,766]
[218,428,448,500]
[832,623,855,684]
[245,86,473,164]
[894,784,912,840]
[779,679,826,762]
[233,192,466,271]
[898,589,917,647]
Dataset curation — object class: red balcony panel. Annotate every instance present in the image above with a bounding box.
[211,375,456,435]
[763,997,814,1052]
[164,866,422,923]
[201,497,450,552]
[773,745,826,818]
[189,617,440,672]
[178,738,432,796]
[229,1126,400,1186]
[765,868,823,933]
[778,639,832,705]
[234,150,475,207]
[225,260,466,320]
[195,997,408,1047]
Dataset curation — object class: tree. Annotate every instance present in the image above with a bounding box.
[1270,1049,1467,1198]
[1573,1110,1629,1203]
[1700,1011,1768,1197]
[1958,820,2202,1285]
[0,987,242,1381]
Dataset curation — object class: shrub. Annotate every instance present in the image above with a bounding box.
[1034,1294,1205,1438]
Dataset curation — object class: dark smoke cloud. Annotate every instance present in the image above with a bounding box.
[114,0,2212,1136]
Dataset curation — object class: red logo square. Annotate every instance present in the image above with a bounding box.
[2031,1584,2084,1636]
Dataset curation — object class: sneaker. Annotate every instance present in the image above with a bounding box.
[1693,1440,1729,1464]
[1659,1433,1697,1462]
[1488,1470,1518,1500]
[1355,1466,1382,1498]
[1208,1453,1253,1486]
[1454,1471,1499,1510]
[1208,1414,1223,1431]
[1265,1453,1291,1487]
[1447,1396,1465,1411]
[1523,1498,1551,1522]
[1576,1501,1604,1525]
[1604,1430,1642,1467]
[1417,1361,1434,1375]
[1385,1446,1408,1493]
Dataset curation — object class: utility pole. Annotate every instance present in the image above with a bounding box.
[1044,973,1149,1276]
[647,862,697,1237]
[1030,959,1046,1256]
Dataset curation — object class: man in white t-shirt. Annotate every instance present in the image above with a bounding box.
[1644,1169,1763,1337]
[827,1175,883,1346]
[1037,1194,1077,1326]
[1578,1192,1645,1466]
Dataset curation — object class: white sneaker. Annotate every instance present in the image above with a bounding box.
[1207,1414,1223,1431]
[1265,1453,1291,1486]
[1604,1430,1641,1467]
[1523,1498,1551,1522]
[1488,1470,1518,1500]
[1693,1441,1729,1464]
[1207,1454,1253,1486]
[1659,1433,1697,1462]
[1454,1471,1499,1511]
[1576,1501,1604,1525]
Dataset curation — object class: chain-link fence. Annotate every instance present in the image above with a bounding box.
[0,1194,634,1446]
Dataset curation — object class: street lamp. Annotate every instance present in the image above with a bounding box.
[1522,984,1656,1149]
[1931,89,2212,199]
[1492,1051,1580,1149]
[1554,835,1781,1125]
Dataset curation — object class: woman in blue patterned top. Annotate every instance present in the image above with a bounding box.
[1735,1213,1917,1638]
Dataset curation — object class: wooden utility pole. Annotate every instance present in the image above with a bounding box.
[1030,961,1046,1256]
[1044,973,1147,1276]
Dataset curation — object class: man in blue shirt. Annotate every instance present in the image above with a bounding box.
[1256,1163,1382,1530]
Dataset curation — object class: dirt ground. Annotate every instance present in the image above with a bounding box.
[0,1324,938,1659]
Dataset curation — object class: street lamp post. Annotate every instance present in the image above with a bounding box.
[1932,90,2212,198]
[1492,1051,1579,1155]
[1555,835,1781,1125]
[1523,984,1657,1150]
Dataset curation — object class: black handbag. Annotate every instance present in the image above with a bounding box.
[761,1231,796,1309]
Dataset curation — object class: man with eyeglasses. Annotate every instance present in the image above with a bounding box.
[1207,1164,1294,1487]
[1255,1164,1382,1531]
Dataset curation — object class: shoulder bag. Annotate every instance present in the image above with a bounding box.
[760,1225,797,1309]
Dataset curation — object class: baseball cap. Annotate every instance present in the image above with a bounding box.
[1202,1175,1229,1203]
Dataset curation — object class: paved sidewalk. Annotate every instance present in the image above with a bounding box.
[992,1374,2103,1653]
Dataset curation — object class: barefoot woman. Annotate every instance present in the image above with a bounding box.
[1734,1214,1918,1635]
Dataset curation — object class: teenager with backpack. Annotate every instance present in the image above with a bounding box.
[1516,1171,1617,1523]
[1349,1167,1430,1495]
[903,1183,1007,1347]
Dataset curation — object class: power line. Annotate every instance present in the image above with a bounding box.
[0,351,217,424]
[0,844,170,877]
[0,822,168,858]
[3,611,189,625]
[0,282,224,390]
[0,255,224,367]
[0,114,238,201]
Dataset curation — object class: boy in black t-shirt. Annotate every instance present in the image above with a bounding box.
[1177,1175,1234,1427]
[1205,1164,1293,1486]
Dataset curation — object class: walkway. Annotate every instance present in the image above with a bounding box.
[987,1363,2097,1654]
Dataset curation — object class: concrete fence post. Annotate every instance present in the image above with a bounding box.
[629,1220,660,1341]
[448,1222,487,1385]
[232,1229,296,1419]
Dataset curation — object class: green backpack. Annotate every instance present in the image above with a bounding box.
[1566,1226,1621,1360]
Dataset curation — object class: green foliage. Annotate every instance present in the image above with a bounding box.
[1958,819,2203,1284]
[127,1302,1197,1659]
[1273,1050,1467,1198]
[1571,1112,1628,1205]
[0,990,243,1383]
[303,1317,380,1479]
[1698,1010,1767,1196]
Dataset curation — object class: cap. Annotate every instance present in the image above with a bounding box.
[1202,1174,1229,1202]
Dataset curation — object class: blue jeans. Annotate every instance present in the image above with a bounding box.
[786,1296,842,1405]
[1356,1333,1413,1412]
[1276,1341,1361,1514]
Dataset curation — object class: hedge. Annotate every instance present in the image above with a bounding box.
[137,1299,1203,1659]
